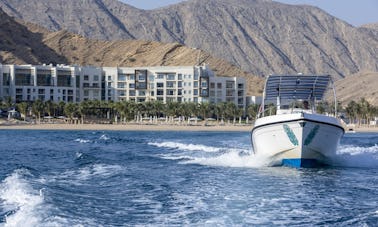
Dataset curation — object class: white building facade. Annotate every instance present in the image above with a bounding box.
[0,64,247,110]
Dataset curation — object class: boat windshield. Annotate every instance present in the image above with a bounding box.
[259,74,337,117]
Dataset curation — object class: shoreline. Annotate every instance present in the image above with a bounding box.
[1,121,377,132]
[0,122,252,132]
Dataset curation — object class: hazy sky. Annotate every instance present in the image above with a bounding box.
[121,0,378,26]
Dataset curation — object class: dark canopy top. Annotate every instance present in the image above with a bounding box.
[264,74,331,102]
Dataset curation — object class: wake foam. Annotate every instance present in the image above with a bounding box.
[74,138,91,143]
[149,141,270,168]
[332,144,378,168]
[0,169,65,226]
[99,134,110,141]
[181,150,271,168]
[150,140,378,169]
[148,141,221,153]
[52,164,124,184]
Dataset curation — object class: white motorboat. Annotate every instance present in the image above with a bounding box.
[251,75,344,167]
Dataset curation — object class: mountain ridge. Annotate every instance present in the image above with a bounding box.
[0,0,377,77]
[0,8,264,95]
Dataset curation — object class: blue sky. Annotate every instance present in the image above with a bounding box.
[120,0,378,26]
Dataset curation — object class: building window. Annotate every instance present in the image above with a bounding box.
[93,75,99,81]
[84,75,89,80]
[129,90,136,96]
[217,83,222,89]
[157,90,164,96]
[157,82,164,88]
[166,81,175,88]
[178,74,182,80]
[193,89,198,95]
[129,83,135,89]
[157,74,165,79]
[117,82,126,88]
[118,74,126,81]
[194,81,198,88]
[167,74,175,80]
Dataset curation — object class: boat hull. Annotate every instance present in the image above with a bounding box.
[251,113,344,168]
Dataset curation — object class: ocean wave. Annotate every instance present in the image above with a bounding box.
[148,141,222,153]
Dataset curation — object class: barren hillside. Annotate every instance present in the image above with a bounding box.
[336,72,378,106]
[1,0,377,77]
[0,8,263,95]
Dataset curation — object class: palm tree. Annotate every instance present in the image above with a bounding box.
[225,102,238,124]
[64,102,78,123]
[345,100,359,124]
[44,100,56,117]
[359,98,370,125]
[198,102,210,120]
[247,104,260,121]
[57,101,66,117]
[165,102,180,122]
[16,102,29,121]
[31,99,45,123]
[215,102,227,123]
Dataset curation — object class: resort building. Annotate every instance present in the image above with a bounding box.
[0,64,247,110]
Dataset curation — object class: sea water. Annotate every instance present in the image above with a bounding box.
[0,130,377,226]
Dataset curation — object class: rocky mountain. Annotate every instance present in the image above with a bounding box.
[0,8,263,95]
[0,0,377,78]
[335,71,378,106]
[0,9,67,64]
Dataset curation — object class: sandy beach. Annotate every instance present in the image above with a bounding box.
[1,120,377,132]
[0,122,253,131]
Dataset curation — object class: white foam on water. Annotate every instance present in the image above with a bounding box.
[149,141,221,153]
[181,149,271,168]
[150,140,271,168]
[0,169,66,227]
[74,138,91,143]
[99,134,110,141]
[331,144,378,168]
[56,164,124,183]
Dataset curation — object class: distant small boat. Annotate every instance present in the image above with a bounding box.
[251,74,344,168]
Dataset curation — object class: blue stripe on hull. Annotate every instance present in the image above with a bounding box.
[282,159,324,168]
